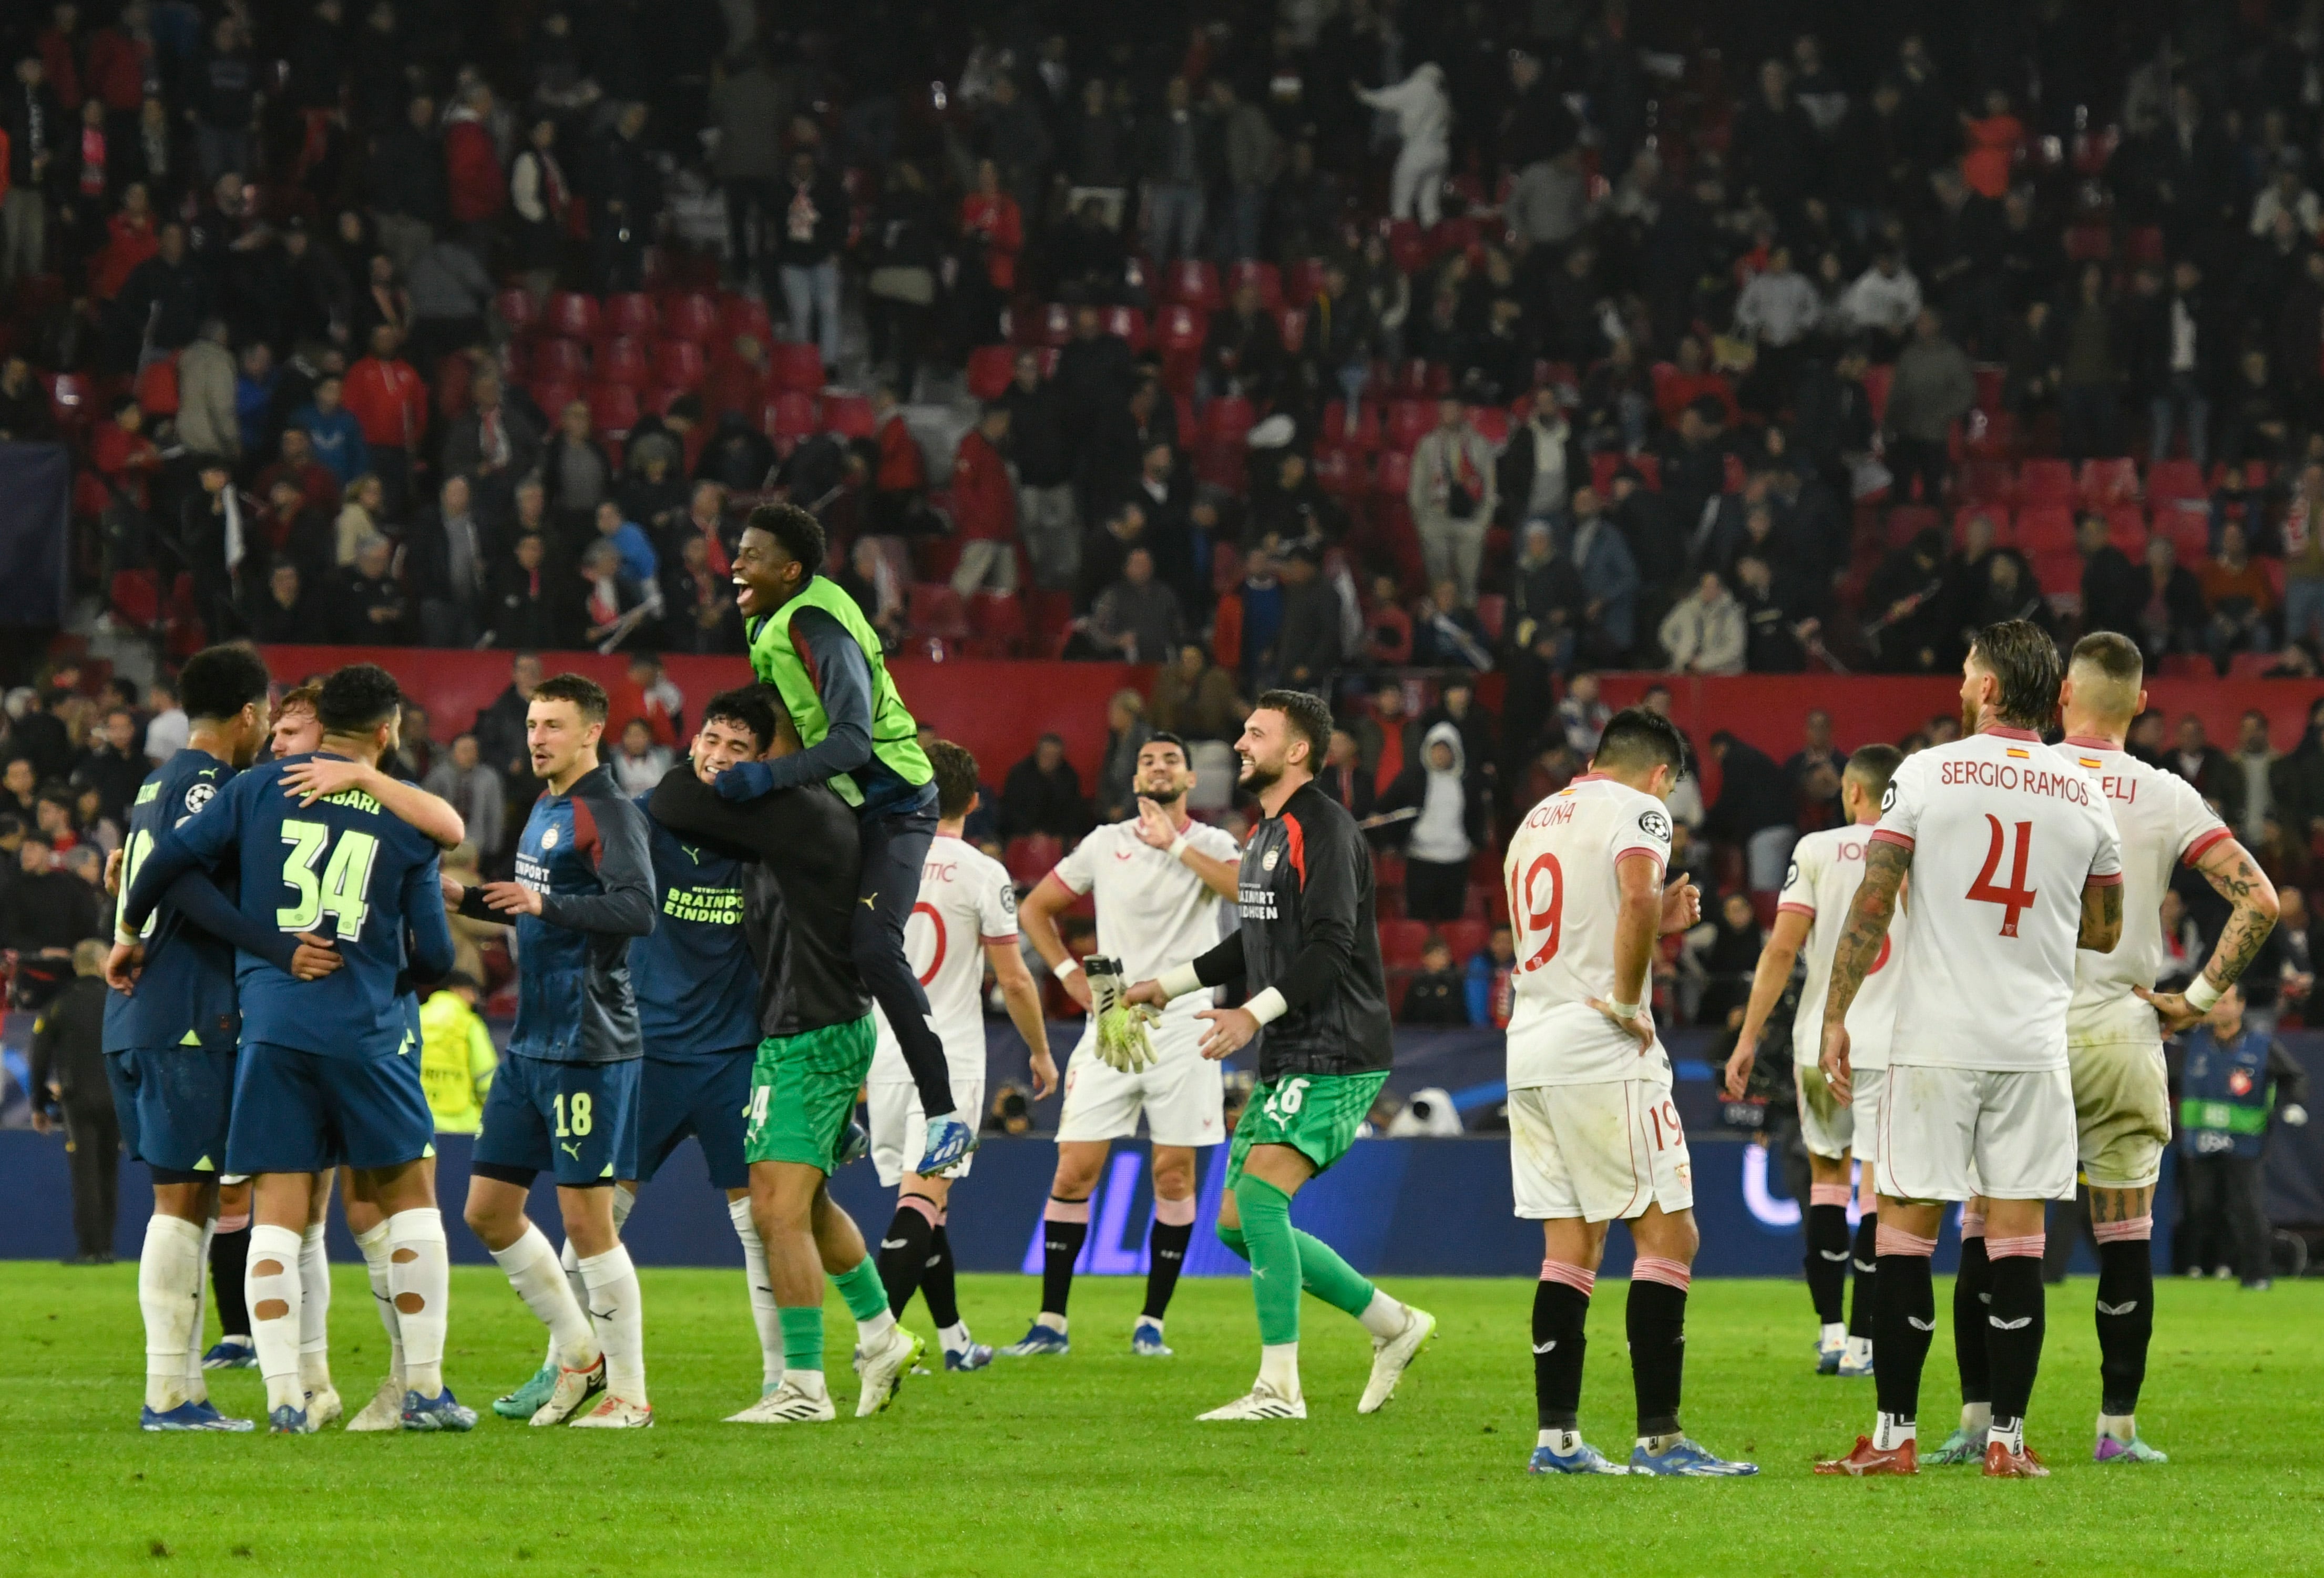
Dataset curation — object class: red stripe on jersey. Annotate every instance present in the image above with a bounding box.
[789,610,821,694]
[1776,901,1815,917]
[2086,870,2123,887]
[1282,812,1307,885]
[569,795,602,869]
[1869,828,1914,850]
[2182,827,2233,867]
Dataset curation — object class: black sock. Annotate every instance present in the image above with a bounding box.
[210,1225,251,1339]
[1533,1279,1590,1431]
[1040,1208,1088,1319]
[1985,1253,2046,1428]
[1625,1279,1687,1438]
[1872,1253,1934,1424]
[922,1225,961,1330]
[1847,1213,1879,1341]
[1805,1203,1850,1325]
[1142,1219,1194,1321]
[2095,1237,2154,1417]
[877,1203,937,1319]
[1954,1236,1992,1407]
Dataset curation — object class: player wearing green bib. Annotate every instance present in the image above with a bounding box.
[722,504,974,1178]
[1128,690,1435,1421]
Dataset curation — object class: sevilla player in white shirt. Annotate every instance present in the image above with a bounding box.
[1016,732,1240,1357]
[1502,708,1758,1478]
[867,742,1056,1369]
[1724,744,1907,1379]
[1816,621,2125,1480]
[1930,632,2274,1469]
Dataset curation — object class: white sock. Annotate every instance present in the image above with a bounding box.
[1037,1311,1068,1333]
[1992,1414,2025,1455]
[790,1367,828,1400]
[1961,1400,1993,1436]
[940,1321,971,1352]
[728,1198,783,1388]
[491,1223,598,1368]
[247,1224,307,1413]
[185,1216,215,1401]
[353,1221,405,1381]
[578,1246,647,1406]
[1820,1320,1846,1347]
[298,1224,333,1393]
[855,1306,897,1349]
[2097,1410,2136,1442]
[1258,1341,1299,1397]
[1538,1427,1582,1453]
[386,1209,450,1397]
[552,1236,588,1368]
[1357,1289,1407,1339]
[1843,1334,1872,1363]
[138,1215,205,1412]
[1873,1411,1916,1450]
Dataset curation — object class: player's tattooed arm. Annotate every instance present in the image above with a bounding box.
[2139,838,2281,1032]
[1821,840,1907,1034]
[2076,878,2124,953]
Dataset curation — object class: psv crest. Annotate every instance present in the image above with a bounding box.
[541,827,560,849]
[1261,849,1279,871]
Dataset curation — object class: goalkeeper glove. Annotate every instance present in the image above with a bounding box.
[1094,1003,1159,1072]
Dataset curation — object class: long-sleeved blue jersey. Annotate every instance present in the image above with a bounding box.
[104,749,242,1053]
[122,753,454,1061]
[631,792,761,1058]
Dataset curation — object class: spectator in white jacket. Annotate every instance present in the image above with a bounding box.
[175,319,240,461]
[1659,572,1747,674]
[1408,396,1498,607]
[1734,246,1821,348]
[1837,248,1922,355]
[1356,63,1451,226]
[2249,156,2319,238]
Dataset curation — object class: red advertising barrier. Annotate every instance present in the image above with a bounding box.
[257,646,1154,784]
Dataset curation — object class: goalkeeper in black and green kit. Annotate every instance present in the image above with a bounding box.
[721,502,971,1176]
[1125,689,1436,1421]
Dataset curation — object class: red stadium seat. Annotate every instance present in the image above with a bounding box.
[46,371,89,431]
[2158,514,2208,561]
[1164,258,1221,311]
[603,292,658,337]
[770,341,825,392]
[1226,260,1282,309]
[2104,505,2148,556]
[595,337,650,388]
[718,294,773,345]
[822,392,875,438]
[2080,456,2141,507]
[585,383,640,437]
[2146,459,2207,513]
[661,292,719,344]
[2125,225,2166,264]
[1385,400,1433,451]
[1963,410,2018,461]
[2063,223,2112,262]
[1287,257,1328,304]
[1323,400,1381,452]
[546,290,600,340]
[109,569,161,628]
[2032,548,2082,600]
[2014,504,2077,554]
[1311,446,1363,496]
[1204,395,1256,443]
[1955,506,2013,547]
[1475,593,1506,645]
[1374,449,1412,496]
[135,354,179,416]
[649,338,704,389]
[761,391,820,444]
[1885,505,1941,548]
[531,338,588,381]
[2017,459,2076,508]
[908,582,969,640]
[1100,306,1148,351]
[966,344,1017,402]
[494,288,537,337]
[1973,365,2004,413]
[1005,835,1064,889]
[645,385,693,417]
[1438,919,1489,964]
[1378,919,1430,970]
[1956,459,2015,506]
[1157,303,1206,352]
[966,591,1027,656]
[1862,363,1893,425]
[1467,405,1509,447]
[529,380,580,422]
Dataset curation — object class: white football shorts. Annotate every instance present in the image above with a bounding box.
[2067,1037,2171,1191]
[1508,1078,1695,1224]
[1054,1011,1226,1148]
[1876,1064,2077,1203]
[868,1076,986,1188]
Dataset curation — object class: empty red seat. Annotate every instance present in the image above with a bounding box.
[1204,395,1255,442]
[595,337,650,388]
[2125,225,2166,264]
[1886,504,1942,547]
[649,338,703,388]
[1287,257,1328,304]
[2147,459,2207,512]
[661,292,719,344]
[1475,594,1506,645]
[530,338,588,381]
[546,290,599,340]
[2081,456,2141,507]
[109,569,161,628]
[770,341,825,392]
[2157,514,2208,561]
[1005,834,1064,889]
[2104,505,2148,555]
[1164,258,1221,310]
[2014,504,2077,554]
[718,294,773,345]
[1439,918,1489,963]
[908,582,968,640]
[761,391,820,444]
[135,354,179,416]
[585,383,640,437]
[1157,303,1206,352]
[603,292,657,337]
[529,380,580,422]
[1378,919,1430,969]
[2033,548,2083,600]
[1323,400,1381,452]
[967,344,1017,402]
[822,392,875,438]
[1956,459,2015,506]
[966,590,1026,654]
[1385,399,1434,451]
[494,288,537,336]
[1226,259,1283,309]
[1468,405,1509,446]
[1100,306,1148,351]
[2018,459,2076,508]
[1963,410,2019,461]
[1374,449,1412,495]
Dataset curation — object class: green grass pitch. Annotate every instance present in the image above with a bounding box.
[5,1264,2318,1575]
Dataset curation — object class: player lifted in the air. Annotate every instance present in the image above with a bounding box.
[1013,730,1238,1358]
[1503,707,1758,1477]
[122,663,472,1434]
[1817,620,2123,1479]
[457,674,659,1429]
[1930,632,2275,1467]
[1125,690,1434,1421]
[867,740,1054,1369]
[1724,744,1908,1380]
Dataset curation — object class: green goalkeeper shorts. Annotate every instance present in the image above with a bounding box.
[743,1015,875,1174]
[1226,1071,1390,1185]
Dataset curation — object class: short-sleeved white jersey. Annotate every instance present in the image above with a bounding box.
[872,834,1018,1084]
[1051,816,1240,1017]
[1777,822,1910,1071]
[1871,726,2123,1072]
[2058,736,2231,1045]
[1503,773,1678,1088]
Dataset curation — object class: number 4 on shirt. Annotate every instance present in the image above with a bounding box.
[1967,815,2036,938]
[277,819,381,940]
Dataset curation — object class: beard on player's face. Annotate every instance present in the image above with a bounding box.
[1237,749,1279,793]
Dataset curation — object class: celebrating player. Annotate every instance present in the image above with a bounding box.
[1011,731,1239,1358]
[722,502,975,1176]
[121,663,470,1434]
[1817,621,2123,1479]
[649,696,923,1423]
[1503,707,1757,1477]
[458,674,659,1429]
[1124,691,1434,1422]
[868,740,1055,1369]
[1936,632,2273,1467]
[1724,744,1907,1380]
[106,645,302,1431]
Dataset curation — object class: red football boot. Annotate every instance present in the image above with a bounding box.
[1983,1439,2050,1478]
[1815,1435,1919,1475]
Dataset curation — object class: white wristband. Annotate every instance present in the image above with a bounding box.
[1156,963,1205,1001]
[1052,955,1080,980]
[2184,975,2224,1013]
[1610,999,1643,1020]
[1167,832,1191,861]
[115,925,138,948]
[1245,987,1289,1025]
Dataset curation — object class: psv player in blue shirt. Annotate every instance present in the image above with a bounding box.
[122,664,472,1434]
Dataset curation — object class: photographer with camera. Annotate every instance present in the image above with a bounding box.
[1409,398,1498,612]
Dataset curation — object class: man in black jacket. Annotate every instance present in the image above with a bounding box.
[407,474,489,647]
[771,147,846,374]
[1707,730,1796,891]
[2078,512,2148,643]
[1127,689,1434,1421]
[32,940,118,1263]
[370,95,447,271]
[1000,351,1077,587]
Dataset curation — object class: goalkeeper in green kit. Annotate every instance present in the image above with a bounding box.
[1123,690,1436,1421]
